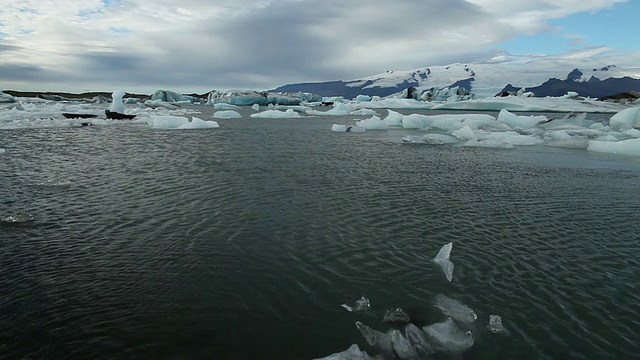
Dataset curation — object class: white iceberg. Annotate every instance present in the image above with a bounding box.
[423,318,474,353]
[388,329,417,359]
[434,294,477,324]
[433,242,454,282]
[147,115,219,129]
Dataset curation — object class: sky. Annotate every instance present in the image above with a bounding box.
[0,0,639,94]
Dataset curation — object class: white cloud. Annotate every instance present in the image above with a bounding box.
[0,0,635,93]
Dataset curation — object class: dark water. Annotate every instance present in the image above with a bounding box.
[1,107,640,359]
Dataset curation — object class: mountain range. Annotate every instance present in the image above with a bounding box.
[271,64,640,99]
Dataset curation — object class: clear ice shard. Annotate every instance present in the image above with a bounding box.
[488,314,508,334]
[423,318,474,353]
[404,323,435,356]
[355,321,393,355]
[434,294,477,324]
[341,296,370,312]
[388,329,418,359]
[433,242,454,281]
[313,343,377,360]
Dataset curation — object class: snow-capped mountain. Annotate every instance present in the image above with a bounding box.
[271,64,640,99]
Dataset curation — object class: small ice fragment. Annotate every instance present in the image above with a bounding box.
[423,318,474,353]
[434,294,477,324]
[0,148,5,154]
[251,103,260,111]
[388,329,418,359]
[488,315,508,334]
[433,242,454,281]
[404,323,435,355]
[341,296,370,312]
[355,321,393,355]
[312,343,375,360]
[383,308,410,324]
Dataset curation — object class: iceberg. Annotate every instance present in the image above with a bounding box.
[340,296,370,312]
[355,321,393,356]
[213,110,241,119]
[388,329,418,359]
[433,242,454,282]
[423,318,474,353]
[608,106,640,130]
[0,92,16,103]
[587,137,640,155]
[404,323,435,356]
[434,294,477,324]
[497,109,547,129]
[109,90,126,114]
[382,308,410,325]
[250,109,300,118]
[146,116,219,129]
[151,90,199,104]
[355,115,388,130]
[488,314,508,334]
[207,89,306,106]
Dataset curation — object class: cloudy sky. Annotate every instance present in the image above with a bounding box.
[1,0,638,94]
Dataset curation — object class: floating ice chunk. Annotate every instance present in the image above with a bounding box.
[147,115,219,129]
[498,109,547,129]
[404,323,435,356]
[0,148,5,154]
[434,294,477,324]
[308,103,357,116]
[588,138,640,156]
[609,107,640,130]
[355,321,393,355]
[251,103,260,111]
[110,90,126,114]
[250,109,300,118]
[401,114,434,129]
[452,126,477,140]
[383,308,410,324]
[213,110,241,119]
[433,242,454,282]
[177,117,219,129]
[341,296,370,312]
[332,124,347,132]
[356,115,388,130]
[488,315,508,334]
[313,344,375,360]
[388,329,418,359]
[213,103,241,110]
[423,318,474,353]
[383,109,404,126]
[356,95,372,102]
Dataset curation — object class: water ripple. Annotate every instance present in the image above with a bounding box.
[1,110,639,359]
